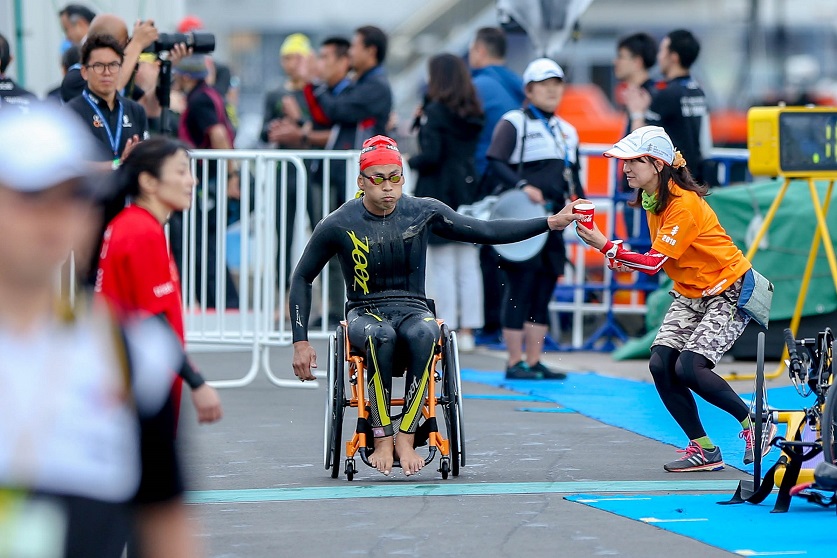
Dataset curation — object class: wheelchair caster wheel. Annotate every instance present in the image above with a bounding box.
[345,459,356,481]
[440,457,450,480]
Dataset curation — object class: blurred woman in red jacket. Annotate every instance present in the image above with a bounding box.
[95,137,223,428]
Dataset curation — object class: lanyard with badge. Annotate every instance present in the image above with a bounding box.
[529,106,578,198]
[83,90,124,170]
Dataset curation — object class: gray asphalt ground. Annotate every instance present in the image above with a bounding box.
[178,342,786,558]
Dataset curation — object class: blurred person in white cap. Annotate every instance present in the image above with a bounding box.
[0,104,201,557]
[575,126,776,473]
[485,57,584,380]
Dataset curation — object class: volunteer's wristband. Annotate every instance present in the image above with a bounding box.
[600,240,618,259]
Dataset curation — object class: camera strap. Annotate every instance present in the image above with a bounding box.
[83,90,123,166]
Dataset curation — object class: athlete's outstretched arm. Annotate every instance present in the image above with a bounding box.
[430,198,584,243]
[290,223,338,381]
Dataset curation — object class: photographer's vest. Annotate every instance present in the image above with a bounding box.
[178,81,235,149]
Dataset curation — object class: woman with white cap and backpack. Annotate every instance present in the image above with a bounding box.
[486,58,584,380]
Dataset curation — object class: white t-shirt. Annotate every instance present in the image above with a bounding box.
[0,307,178,503]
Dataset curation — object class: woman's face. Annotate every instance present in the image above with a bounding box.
[526,78,565,113]
[145,150,195,212]
[622,156,664,192]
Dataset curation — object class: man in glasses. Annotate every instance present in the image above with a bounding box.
[290,135,584,477]
[66,33,149,171]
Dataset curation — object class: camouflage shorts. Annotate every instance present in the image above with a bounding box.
[653,277,751,365]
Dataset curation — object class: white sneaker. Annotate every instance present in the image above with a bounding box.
[457,331,475,353]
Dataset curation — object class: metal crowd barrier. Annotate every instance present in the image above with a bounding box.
[181,149,359,389]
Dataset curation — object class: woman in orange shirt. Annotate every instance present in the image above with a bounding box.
[576,126,774,473]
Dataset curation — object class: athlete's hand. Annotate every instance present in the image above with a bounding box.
[293,341,318,381]
[190,384,223,424]
[547,198,584,230]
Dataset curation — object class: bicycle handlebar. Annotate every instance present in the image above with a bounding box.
[784,328,803,378]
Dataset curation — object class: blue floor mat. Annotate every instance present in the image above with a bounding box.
[460,369,816,473]
[566,492,836,556]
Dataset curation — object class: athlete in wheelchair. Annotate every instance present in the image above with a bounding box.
[290,135,584,477]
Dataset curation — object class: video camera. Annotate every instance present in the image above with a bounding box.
[147,31,215,54]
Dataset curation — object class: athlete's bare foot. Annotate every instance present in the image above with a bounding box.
[369,436,394,476]
[395,433,425,476]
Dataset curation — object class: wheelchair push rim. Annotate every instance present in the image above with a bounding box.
[442,327,465,476]
[324,325,346,477]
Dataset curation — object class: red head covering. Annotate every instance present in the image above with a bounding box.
[359,135,402,171]
[178,15,204,33]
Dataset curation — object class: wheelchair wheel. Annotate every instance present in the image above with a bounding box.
[823,340,837,465]
[323,324,346,478]
[442,326,465,477]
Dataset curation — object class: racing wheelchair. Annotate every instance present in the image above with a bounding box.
[323,320,465,481]
[726,328,837,512]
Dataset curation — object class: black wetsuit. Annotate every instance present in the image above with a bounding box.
[289,195,550,435]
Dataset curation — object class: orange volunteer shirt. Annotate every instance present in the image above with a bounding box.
[647,181,751,298]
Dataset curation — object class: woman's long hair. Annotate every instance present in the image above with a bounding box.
[426,53,483,120]
[626,157,709,213]
[86,137,189,286]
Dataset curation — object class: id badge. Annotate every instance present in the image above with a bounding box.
[0,490,67,558]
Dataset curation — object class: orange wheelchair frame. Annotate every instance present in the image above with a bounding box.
[324,320,465,481]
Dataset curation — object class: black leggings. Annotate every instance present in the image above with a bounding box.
[346,299,440,436]
[649,345,749,440]
[501,266,557,329]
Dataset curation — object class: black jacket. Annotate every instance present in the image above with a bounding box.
[409,102,484,244]
[313,65,392,150]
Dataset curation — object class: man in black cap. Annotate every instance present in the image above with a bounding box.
[169,54,239,310]
[0,33,36,113]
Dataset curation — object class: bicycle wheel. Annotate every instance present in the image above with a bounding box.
[822,340,837,465]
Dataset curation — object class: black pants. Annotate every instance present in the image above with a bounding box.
[346,299,440,436]
[649,345,749,440]
[500,265,558,329]
[479,244,505,333]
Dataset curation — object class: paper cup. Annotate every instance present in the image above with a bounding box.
[573,202,595,230]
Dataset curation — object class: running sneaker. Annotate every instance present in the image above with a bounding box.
[528,361,567,380]
[663,441,725,472]
[741,422,778,465]
[505,361,541,380]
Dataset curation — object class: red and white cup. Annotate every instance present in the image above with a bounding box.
[573,202,596,230]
